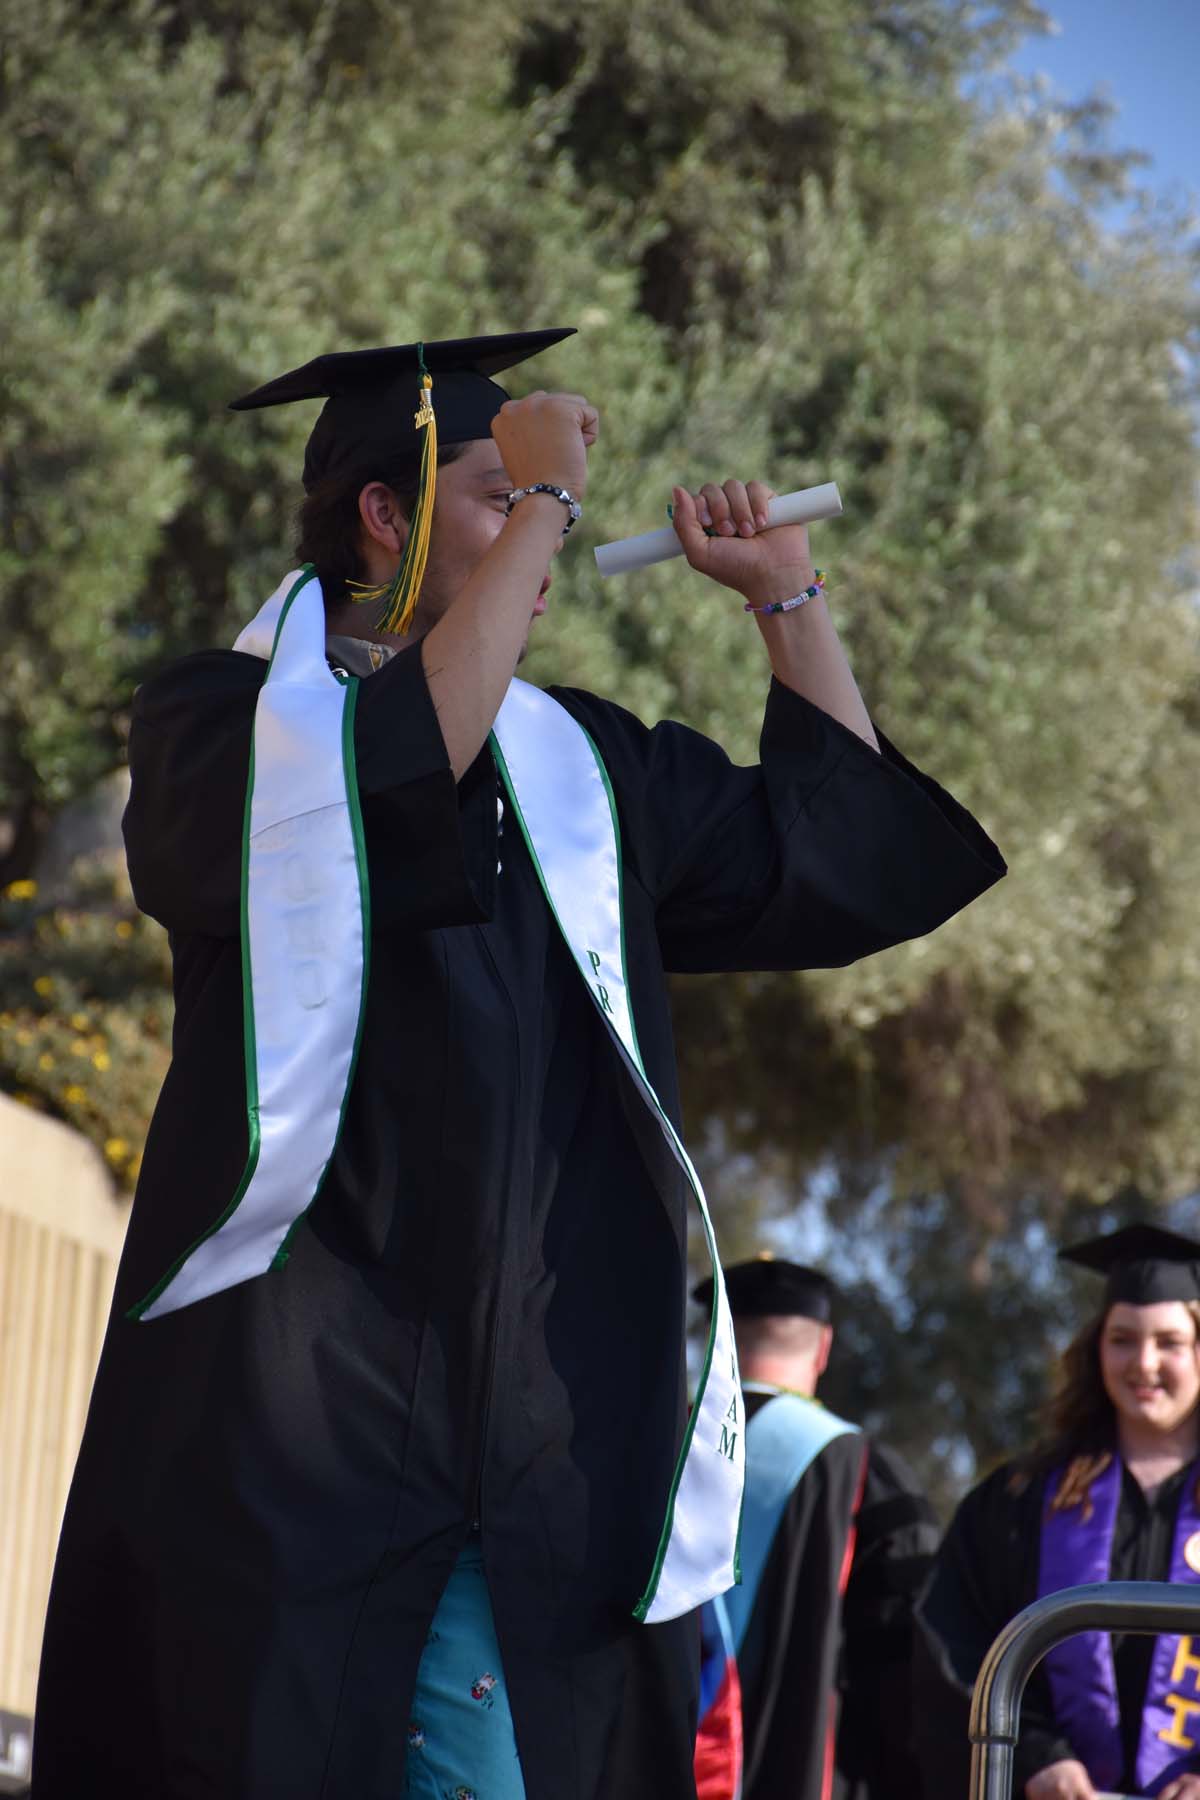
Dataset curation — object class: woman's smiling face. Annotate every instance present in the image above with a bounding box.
[1099,1300,1200,1436]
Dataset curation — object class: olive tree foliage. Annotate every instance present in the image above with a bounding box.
[675,130,1200,1228]
[502,0,1200,1489]
[0,0,683,1155]
[0,0,671,830]
[3,0,1200,1279]
[500,0,1200,1226]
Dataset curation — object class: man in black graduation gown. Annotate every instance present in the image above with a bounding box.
[694,1258,938,1800]
[33,329,1004,1800]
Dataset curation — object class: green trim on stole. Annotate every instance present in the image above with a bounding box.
[491,715,740,1621]
[126,566,324,1319]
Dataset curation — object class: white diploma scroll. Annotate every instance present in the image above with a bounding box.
[593,482,842,578]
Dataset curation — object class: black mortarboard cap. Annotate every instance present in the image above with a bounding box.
[693,1256,837,1324]
[229,329,576,491]
[1059,1223,1200,1307]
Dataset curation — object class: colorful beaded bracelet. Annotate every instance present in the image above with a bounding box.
[744,571,825,616]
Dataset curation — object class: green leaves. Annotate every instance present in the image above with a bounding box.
[2,2,1199,1373]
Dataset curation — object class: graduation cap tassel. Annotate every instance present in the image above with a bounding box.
[377,354,438,636]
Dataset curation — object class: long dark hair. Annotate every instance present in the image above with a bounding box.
[1012,1300,1200,1516]
[294,442,468,603]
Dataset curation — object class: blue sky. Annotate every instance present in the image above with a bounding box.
[1003,0,1199,218]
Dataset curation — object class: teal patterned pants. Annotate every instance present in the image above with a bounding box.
[403,1535,527,1800]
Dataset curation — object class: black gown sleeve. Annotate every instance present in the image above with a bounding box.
[738,1431,869,1800]
[553,678,1005,975]
[122,644,497,937]
[913,1465,1076,1797]
[835,1440,941,1799]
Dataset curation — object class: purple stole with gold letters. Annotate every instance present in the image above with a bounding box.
[1040,1455,1200,1793]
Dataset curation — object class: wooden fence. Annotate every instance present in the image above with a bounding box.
[0,1095,127,1721]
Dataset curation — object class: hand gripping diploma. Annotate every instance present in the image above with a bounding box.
[669,477,878,752]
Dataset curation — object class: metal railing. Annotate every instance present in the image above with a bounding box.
[969,1580,1200,1800]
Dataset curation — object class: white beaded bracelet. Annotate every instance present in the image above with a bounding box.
[743,571,826,616]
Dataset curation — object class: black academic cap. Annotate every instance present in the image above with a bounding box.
[1058,1223,1200,1308]
[693,1256,837,1324]
[228,329,576,491]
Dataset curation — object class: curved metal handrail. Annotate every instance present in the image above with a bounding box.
[969,1580,1200,1800]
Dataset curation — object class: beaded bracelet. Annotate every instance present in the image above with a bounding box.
[744,571,825,616]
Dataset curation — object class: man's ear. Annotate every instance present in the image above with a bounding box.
[814,1324,834,1380]
[358,482,409,554]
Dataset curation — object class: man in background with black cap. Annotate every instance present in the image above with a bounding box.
[916,1223,1200,1800]
[34,330,1003,1800]
[694,1257,938,1800]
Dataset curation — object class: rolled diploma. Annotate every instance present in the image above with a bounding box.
[593,482,842,578]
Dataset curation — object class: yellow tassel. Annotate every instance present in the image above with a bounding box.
[378,366,438,636]
[345,578,391,608]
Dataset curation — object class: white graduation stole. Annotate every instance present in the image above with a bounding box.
[131,566,743,1624]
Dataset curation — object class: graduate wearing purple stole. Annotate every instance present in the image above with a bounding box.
[915,1223,1200,1800]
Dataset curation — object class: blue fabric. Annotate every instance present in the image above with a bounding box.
[699,1591,738,1719]
[724,1390,859,1651]
[404,1536,526,1800]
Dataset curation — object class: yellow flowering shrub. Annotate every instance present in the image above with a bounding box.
[0,871,173,1188]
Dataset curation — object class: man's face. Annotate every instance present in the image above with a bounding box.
[407,437,554,648]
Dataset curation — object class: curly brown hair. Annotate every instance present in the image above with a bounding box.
[1010,1300,1200,1515]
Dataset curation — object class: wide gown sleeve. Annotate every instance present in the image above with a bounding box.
[122,644,497,937]
[913,1466,1076,1797]
[554,678,1005,975]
